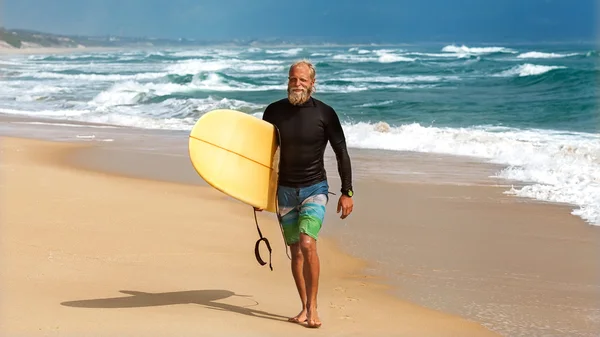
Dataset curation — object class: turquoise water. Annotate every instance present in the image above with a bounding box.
[0,43,599,225]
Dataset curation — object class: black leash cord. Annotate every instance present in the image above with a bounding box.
[253,208,273,271]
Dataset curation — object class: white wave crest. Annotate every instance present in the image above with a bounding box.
[343,122,600,226]
[319,84,436,93]
[0,59,24,65]
[337,75,454,83]
[332,54,374,63]
[495,64,566,77]
[442,44,517,55]
[517,51,579,59]
[18,71,166,82]
[27,53,115,61]
[352,48,371,54]
[332,53,414,63]
[171,49,241,58]
[166,59,284,75]
[355,100,395,107]
[265,48,303,56]
[378,53,415,63]
[407,52,467,58]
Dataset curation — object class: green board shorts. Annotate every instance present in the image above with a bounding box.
[276,180,329,245]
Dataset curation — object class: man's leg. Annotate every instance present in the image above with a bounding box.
[297,192,328,328]
[299,233,321,328]
[276,187,307,323]
[289,242,307,323]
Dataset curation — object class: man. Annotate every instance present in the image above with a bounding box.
[259,60,354,328]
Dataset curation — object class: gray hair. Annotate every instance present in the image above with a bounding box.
[289,59,316,80]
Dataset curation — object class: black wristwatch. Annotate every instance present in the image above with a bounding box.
[342,188,353,197]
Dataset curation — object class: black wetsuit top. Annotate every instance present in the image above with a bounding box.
[262,97,353,193]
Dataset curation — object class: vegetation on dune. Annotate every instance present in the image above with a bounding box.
[0,27,82,48]
[0,28,23,48]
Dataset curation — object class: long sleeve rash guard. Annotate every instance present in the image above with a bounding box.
[262,96,353,193]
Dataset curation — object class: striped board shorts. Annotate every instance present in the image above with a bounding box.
[276,180,329,245]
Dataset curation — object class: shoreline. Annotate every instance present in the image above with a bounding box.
[0,113,589,215]
[0,112,586,214]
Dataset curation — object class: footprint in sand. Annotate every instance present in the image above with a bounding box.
[329,302,346,310]
[340,315,352,320]
[346,297,359,302]
[333,286,345,293]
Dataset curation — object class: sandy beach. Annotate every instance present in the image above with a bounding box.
[0,135,504,336]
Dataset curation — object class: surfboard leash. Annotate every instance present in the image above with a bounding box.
[253,208,273,271]
[252,201,292,272]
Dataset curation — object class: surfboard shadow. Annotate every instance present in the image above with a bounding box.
[61,289,289,322]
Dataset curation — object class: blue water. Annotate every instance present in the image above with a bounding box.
[0,43,599,225]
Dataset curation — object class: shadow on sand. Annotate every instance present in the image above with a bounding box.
[61,289,289,323]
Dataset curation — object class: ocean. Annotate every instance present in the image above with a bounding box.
[0,43,598,226]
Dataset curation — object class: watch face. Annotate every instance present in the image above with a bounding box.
[348,190,353,197]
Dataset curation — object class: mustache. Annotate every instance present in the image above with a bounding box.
[287,85,312,105]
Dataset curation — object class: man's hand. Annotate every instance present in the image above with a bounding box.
[337,195,354,219]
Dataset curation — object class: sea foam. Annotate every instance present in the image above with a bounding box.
[341,122,600,226]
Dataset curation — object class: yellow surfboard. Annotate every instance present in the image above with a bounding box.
[188,109,280,213]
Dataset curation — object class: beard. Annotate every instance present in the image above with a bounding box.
[287,85,312,105]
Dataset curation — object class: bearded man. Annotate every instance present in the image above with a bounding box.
[259,60,354,328]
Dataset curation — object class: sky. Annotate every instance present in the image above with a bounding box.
[1,0,597,43]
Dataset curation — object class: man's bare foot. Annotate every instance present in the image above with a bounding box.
[288,309,307,324]
[306,308,322,328]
